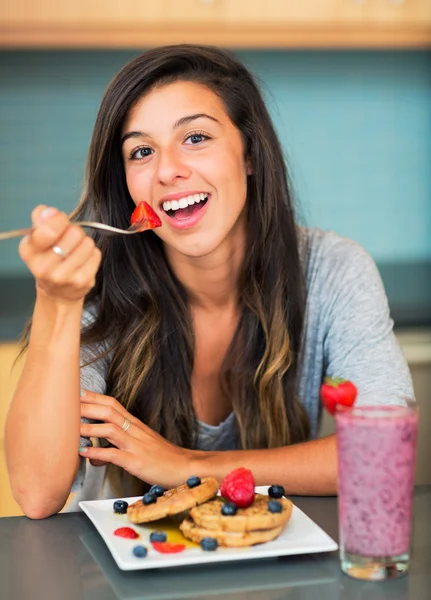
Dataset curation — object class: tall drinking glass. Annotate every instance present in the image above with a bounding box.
[335,396,418,581]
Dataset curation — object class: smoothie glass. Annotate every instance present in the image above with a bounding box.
[335,395,418,581]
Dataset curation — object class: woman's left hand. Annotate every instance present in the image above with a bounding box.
[79,390,196,488]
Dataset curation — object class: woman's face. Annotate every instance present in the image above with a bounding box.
[121,81,250,259]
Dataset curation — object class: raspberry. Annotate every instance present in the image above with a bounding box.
[220,467,255,508]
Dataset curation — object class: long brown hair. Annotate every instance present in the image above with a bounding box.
[68,45,310,490]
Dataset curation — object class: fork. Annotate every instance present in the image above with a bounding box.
[0,219,150,241]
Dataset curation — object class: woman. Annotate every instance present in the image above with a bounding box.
[5,45,413,519]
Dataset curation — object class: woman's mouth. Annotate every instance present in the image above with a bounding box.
[160,193,210,230]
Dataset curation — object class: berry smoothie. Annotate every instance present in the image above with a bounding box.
[336,404,418,557]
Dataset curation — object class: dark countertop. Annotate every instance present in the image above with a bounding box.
[0,261,430,341]
[0,486,430,600]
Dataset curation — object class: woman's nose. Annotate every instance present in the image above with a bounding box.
[155,148,192,184]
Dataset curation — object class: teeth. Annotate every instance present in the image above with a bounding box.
[162,193,208,213]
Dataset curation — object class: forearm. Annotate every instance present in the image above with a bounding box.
[191,435,337,496]
[5,295,83,518]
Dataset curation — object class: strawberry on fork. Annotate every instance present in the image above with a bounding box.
[131,201,162,230]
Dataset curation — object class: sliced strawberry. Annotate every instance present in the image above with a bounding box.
[113,527,139,539]
[220,467,255,508]
[151,541,186,554]
[130,201,162,230]
[320,377,358,415]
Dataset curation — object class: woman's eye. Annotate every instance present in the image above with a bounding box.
[130,147,154,160]
[185,133,209,145]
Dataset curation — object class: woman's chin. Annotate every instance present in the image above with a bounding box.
[164,236,225,261]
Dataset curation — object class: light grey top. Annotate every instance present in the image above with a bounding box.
[67,228,413,511]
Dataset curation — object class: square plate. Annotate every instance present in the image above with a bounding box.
[79,486,338,571]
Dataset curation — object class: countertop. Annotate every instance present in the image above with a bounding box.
[0,260,430,341]
[0,486,430,600]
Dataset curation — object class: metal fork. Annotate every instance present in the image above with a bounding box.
[0,220,150,241]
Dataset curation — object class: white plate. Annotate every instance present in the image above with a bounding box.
[79,486,338,571]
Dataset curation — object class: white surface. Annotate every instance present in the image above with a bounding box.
[79,486,338,571]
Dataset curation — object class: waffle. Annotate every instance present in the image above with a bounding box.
[127,477,219,524]
[189,493,293,533]
[179,517,284,547]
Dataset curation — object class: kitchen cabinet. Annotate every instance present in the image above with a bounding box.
[0,344,23,517]
[0,0,430,49]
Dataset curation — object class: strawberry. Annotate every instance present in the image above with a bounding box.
[220,467,255,508]
[151,541,186,554]
[130,201,162,230]
[320,377,358,415]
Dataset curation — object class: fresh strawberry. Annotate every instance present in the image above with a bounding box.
[130,201,162,230]
[151,541,186,554]
[220,467,255,508]
[320,377,358,415]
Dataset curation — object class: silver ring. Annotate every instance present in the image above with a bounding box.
[52,245,67,259]
[121,418,131,432]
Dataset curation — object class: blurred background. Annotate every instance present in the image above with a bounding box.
[0,1,430,515]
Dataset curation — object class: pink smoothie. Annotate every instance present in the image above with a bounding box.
[336,405,418,557]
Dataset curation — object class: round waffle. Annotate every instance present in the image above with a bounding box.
[189,494,293,532]
[127,477,219,524]
[179,517,285,547]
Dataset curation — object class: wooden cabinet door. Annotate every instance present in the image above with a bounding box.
[0,344,23,517]
[225,1,367,26]
[0,1,165,25]
[161,0,225,25]
[363,0,431,27]
[0,0,226,26]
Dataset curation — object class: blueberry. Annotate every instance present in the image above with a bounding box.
[268,500,283,513]
[268,485,285,499]
[221,502,238,516]
[200,537,218,551]
[149,485,165,497]
[150,530,167,543]
[186,476,201,488]
[142,492,157,505]
[132,545,148,558]
[113,500,128,514]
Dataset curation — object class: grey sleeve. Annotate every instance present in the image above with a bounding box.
[321,238,414,404]
[72,311,110,492]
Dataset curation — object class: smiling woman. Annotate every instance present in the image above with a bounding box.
[121,81,250,257]
[4,44,413,519]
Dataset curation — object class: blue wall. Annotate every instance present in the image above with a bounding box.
[0,50,430,275]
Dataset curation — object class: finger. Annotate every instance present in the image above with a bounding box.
[29,210,72,251]
[50,235,98,278]
[80,421,138,447]
[27,224,87,278]
[78,446,133,471]
[31,205,55,225]
[81,390,136,423]
[80,402,130,432]
[49,224,87,260]
[69,247,102,291]
[89,459,109,467]
[81,391,159,440]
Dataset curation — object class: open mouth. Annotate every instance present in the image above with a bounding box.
[161,193,209,220]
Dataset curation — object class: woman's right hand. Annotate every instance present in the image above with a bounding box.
[19,205,102,304]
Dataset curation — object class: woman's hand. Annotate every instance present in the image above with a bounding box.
[19,205,102,304]
[79,390,196,488]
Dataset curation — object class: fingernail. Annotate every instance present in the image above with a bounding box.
[79,447,88,453]
[80,389,86,398]
[37,207,57,224]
